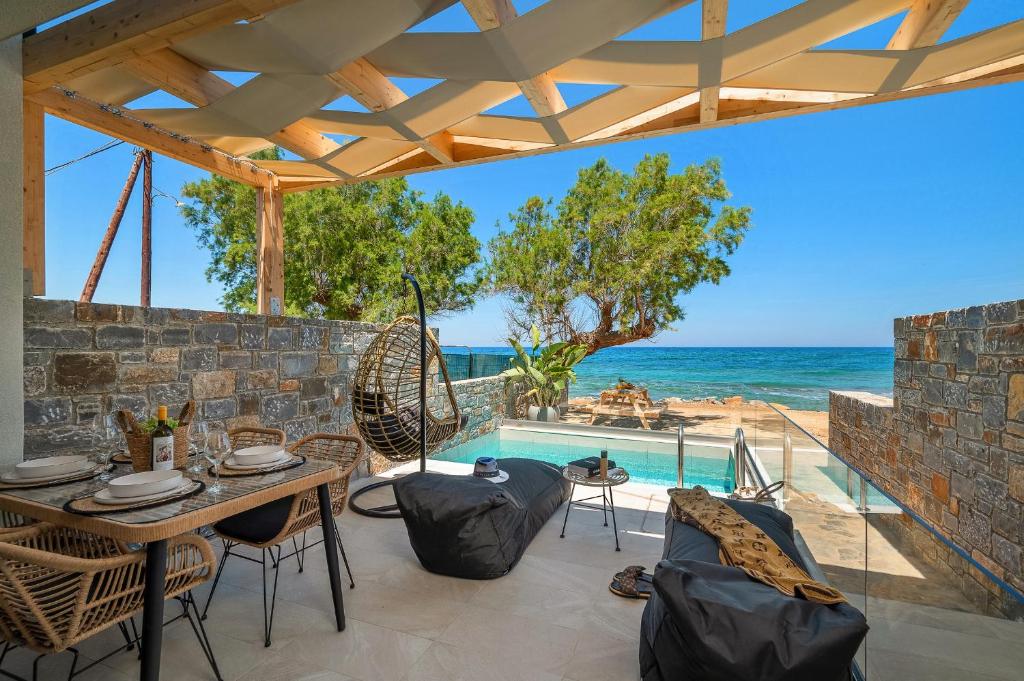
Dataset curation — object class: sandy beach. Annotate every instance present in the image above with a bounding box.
[564,395,830,444]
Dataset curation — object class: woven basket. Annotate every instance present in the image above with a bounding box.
[117,401,195,472]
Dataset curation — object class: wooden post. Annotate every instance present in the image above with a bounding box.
[80,150,144,303]
[256,182,284,315]
[23,99,45,296]
[140,150,153,306]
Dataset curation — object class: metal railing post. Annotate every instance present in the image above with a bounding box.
[734,428,747,489]
[782,432,793,507]
[858,478,870,513]
[677,425,685,488]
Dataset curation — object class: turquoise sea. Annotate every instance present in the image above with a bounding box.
[445,346,894,412]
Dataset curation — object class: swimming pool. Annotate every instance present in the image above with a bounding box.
[433,427,735,492]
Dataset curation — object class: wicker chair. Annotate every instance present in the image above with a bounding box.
[227,427,286,450]
[0,524,218,681]
[201,433,364,647]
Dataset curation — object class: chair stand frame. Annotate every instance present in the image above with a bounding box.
[201,528,354,646]
[0,592,220,681]
[348,479,402,518]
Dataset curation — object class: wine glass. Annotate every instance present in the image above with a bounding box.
[188,422,209,474]
[205,431,231,495]
[92,413,117,481]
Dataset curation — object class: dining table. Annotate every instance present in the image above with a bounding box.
[0,457,346,681]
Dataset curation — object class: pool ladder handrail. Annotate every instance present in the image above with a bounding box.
[734,428,748,489]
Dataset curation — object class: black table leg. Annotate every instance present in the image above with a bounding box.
[608,484,620,552]
[141,539,167,681]
[560,482,576,538]
[317,483,346,632]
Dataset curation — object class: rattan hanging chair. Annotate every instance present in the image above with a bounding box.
[348,274,466,518]
[352,316,462,462]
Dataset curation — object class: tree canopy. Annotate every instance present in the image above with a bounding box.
[180,149,481,321]
[485,154,751,354]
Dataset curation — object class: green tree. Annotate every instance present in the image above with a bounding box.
[180,149,481,321]
[485,154,751,354]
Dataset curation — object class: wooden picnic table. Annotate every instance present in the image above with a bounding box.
[0,458,345,681]
[587,387,664,429]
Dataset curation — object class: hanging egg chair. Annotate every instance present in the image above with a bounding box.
[348,274,466,517]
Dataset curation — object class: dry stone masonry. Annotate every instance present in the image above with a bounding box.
[830,298,1024,617]
[24,299,507,470]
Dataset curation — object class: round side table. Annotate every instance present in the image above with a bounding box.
[559,467,630,551]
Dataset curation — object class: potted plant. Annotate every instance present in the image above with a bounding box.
[501,325,587,422]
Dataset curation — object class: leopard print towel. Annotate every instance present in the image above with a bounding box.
[669,486,846,605]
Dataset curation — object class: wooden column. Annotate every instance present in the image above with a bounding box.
[256,183,284,315]
[22,99,45,296]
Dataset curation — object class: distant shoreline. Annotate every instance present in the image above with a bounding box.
[443,345,894,413]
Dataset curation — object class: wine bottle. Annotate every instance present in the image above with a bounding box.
[599,449,609,480]
[151,405,175,471]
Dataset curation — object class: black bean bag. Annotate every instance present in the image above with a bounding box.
[640,500,867,681]
[393,458,571,579]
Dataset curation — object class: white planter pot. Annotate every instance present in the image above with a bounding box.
[527,406,560,423]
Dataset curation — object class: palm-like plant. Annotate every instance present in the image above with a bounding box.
[501,325,588,408]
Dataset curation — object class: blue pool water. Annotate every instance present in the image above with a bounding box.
[433,429,735,492]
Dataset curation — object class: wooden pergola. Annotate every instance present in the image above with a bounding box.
[21,0,1024,314]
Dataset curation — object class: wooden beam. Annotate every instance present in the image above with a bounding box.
[22,0,302,93]
[23,99,46,296]
[124,49,339,160]
[286,63,1024,190]
[28,87,273,186]
[256,184,284,315]
[327,58,407,112]
[326,58,459,163]
[888,0,968,49]
[461,0,567,117]
[700,0,728,123]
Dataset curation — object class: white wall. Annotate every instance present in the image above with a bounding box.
[0,36,24,464]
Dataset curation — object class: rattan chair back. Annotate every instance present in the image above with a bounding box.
[0,524,213,653]
[228,427,286,450]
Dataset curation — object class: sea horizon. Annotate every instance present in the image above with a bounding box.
[443,345,895,412]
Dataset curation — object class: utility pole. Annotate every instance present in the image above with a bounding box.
[140,150,153,306]
[80,149,144,303]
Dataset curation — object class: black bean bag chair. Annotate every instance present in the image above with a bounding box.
[393,458,571,579]
[640,500,867,681]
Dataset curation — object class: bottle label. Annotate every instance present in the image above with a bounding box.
[152,435,175,470]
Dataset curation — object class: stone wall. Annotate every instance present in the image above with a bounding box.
[23,298,382,457]
[829,298,1024,617]
[443,376,506,448]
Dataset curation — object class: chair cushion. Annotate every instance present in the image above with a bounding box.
[639,500,867,681]
[393,458,571,579]
[213,495,295,545]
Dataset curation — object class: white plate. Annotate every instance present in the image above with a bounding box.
[92,480,197,506]
[2,460,96,483]
[15,455,89,479]
[223,452,290,470]
[108,469,183,498]
[232,445,286,466]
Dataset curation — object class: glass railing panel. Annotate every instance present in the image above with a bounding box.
[758,402,1024,681]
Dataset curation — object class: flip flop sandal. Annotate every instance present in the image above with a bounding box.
[609,566,653,600]
[614,565,651,582]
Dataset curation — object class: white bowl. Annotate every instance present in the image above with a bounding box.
[108,470,183,498]
[15,455,89,479]
[232,445,285,466]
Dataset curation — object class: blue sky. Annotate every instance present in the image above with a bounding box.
[39,2,1024,347]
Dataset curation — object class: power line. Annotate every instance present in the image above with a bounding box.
[45,139,125,175]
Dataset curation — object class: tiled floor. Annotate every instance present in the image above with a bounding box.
[3,462,666,681]
[4,461,1021,681]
